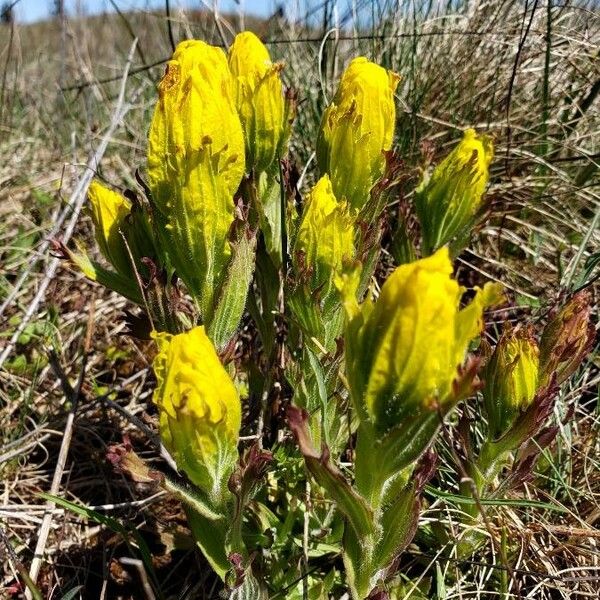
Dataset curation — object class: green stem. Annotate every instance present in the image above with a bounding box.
[344,526,378,600]
[354,422,384,510]
[185,507,232,580]
[458,439,512,556]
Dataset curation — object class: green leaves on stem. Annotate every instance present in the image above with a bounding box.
[287,406,435,599]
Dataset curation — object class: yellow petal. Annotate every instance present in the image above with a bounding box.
[317,57,399,212]
[152,326,241,495]
[147,40,245,317]
[228,31,288,173]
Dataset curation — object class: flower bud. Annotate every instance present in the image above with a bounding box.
[341,247,502,431]
[317,57,399,212]
[539,291,595,387]
[482,326,539,440]
[87,180,132,277]
[147,40,245,319]
[87,180,154,280]
[152,326,241,499]
[415,129,493,255]
[228,31,290,173]
[294,175,354,307]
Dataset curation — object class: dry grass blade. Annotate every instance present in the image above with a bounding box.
[14,39,138,596]
[0,40,139,372]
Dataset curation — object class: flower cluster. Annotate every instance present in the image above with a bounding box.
[64,31,594,600]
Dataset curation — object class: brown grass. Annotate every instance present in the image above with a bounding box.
[1,1,598,598]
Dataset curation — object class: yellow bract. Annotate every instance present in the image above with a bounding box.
[152,326,241,495]
[483,327,539,439]
[502,332,539,411]
[147,40,245,318]
[416,129,494,255]
[317,57,399,212]
[87,180,133,277]
[341,247,502,430]
[229,31,288,173]
[295,175,354,295]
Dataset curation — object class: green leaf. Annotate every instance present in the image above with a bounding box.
[185,506,232,580]
[248,243,280,357]
[435,563,447,599]
[209,227,257,349]
[163,476,225,522]
[375,482,420,569]
[67,248,143,304]
[355,414,440,505]
[60,586,84,600]
[256,170,284,267]
[390,217,417,265]
[287,286,326,343]
[287,407,374,542]
[574,250,600,290]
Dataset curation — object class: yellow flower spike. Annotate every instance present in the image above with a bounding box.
[415,128,494,255]
[152,326,241,499]
[294,175,354,301]
[229,31,289,173]
[344,247,502,431]
[87,180,133,278]
[85,180,155,291]
[483,327,539,440]
[317,57,399,213]
[147,40,245,319]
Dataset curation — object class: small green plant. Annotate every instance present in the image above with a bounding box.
[60,31,594,599]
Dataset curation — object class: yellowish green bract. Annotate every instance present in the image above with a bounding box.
[152,326,241,500]
[294,174,354,304]
[415,128,494,255]
[340,246,503,431]
[87,181,133,278]
[147,40,245,320]
[483,327,539,439]
[228,31,289,174]
[317,57,399,212]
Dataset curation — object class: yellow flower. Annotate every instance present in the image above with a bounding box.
[152,326,241,498]
[228,31,290,173]
[415,129,494,255]
[147,40,245,318]
[87,181,133,277]
[483,327,539,439]
[290,175,355,347]
[317,57,399,212]
[294,175,354,300]
[86,180,154,281]
[341,247,502,431]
